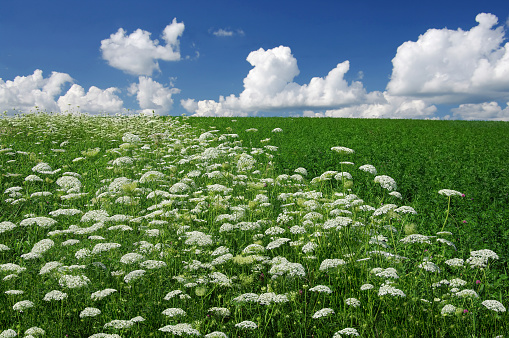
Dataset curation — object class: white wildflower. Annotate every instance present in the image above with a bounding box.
[482,300,506,312]
[319,258,347,271]
[58,274,90,288]
[444,258,464,267]
[158,323,201,335]
[80,307,101,318]
[345,298,360,307]
[235,321,258,329]
[438,189,463,197]
[124,270,146,283]
[91,288,117,301]
[441,304,456,316]
[162,307,186,317]
[13,300,34,311]
[374,175,397,191]
[43,290,68,301]
[312,308,335,318]
[309,285,332,294]
[378,283,406,297]
[333,327,360,337]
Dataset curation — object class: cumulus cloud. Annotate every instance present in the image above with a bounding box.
[100,18,185,76]
[0,69,73,113]
[0,70,124,115]
[305,92,437,119]
[451,101,509,121]
[182,45,380,116]
[128,76,180,115]
[57,84,124,114]
[387,13,509,103]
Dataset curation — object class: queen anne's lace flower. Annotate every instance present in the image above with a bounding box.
[312,307,335,318]
[333,328,360,337]
[43,290,68,301]
[13,300,34,311]
[441,304,456,315]
[91,288,117,301]
[162,307,186,317]
[374,175,397,191]
[309,285,332,293]
[159,323,201,335]
[378,283,405,297]
[80,307,101,317]
[438,189,463,196]
[345,298,361,307]
[482,300,506,312]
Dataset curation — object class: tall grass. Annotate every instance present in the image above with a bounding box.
[0,113,507,337]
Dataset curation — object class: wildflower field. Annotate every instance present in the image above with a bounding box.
[0,113,507,337]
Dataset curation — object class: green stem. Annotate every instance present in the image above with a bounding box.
[440,196,451,232]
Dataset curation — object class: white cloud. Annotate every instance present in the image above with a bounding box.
[451,101,509,121]
[100,18,185,76]
[319,92,437,119]
[128,76,180,115]
[212,28,245,37]
[0,69,73,114]
[182,45,380,116]
[387,13,509,103]
[57,84,123,114]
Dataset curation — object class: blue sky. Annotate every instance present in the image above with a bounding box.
[1,0,509,120]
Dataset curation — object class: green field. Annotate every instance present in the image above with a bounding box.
[0,113,507,337]
[187,117,509,263]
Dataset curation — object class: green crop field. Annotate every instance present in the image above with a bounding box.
[0,113,508,337]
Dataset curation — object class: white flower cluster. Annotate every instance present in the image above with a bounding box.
[0,221,16,234]
[80,307,101,318]
[20,217,57,228]
[13,300,34,311]
[91,242,121,255]
[374,175,397,191]
[140,260,166,269]
[312,307,335,318]
[378,283,406,297]
[49,208,82,217]
[418,261,440,273]
[162,307,186,317]
[441,304,456,316]
[400,234,433,244]
[481,300,506,312]
[257,292,289,305]
[266,238,291,250]
[208,307,231,317]
[58,274,91,288]
[91,288,117,301]
[309,285,332,294]
[268,257,305,279]
[185,231,213,246]
[319,258,347,271]
[104,320,135,329]
[159,323,201,335]
[466,249,499,268]
[331,146,354,154]
[56,175,82,193]
[345,298,361,307]
[123,270,146,283]
[120,253,144,264]
[438,189,463,197]
[371,267,399,279]
[333,327,360,337]
[43,290,68,301]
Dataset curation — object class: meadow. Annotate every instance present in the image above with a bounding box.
[0,113,507,337]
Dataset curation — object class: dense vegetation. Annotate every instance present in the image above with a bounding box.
[0,113,507,337]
